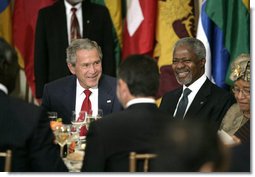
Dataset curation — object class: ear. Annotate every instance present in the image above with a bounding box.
[67,63,75,75]
[118,79,127,92]
[200,58,206,67]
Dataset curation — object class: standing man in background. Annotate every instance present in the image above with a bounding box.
[34,0,115,99]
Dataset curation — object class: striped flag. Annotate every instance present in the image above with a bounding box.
[196,0,250,88]
[91,0,123,71]
[0,0,12,44]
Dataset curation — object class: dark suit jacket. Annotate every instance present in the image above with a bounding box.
[41,74,122,124]
[0,91,68,172]
[81,103,170,172]
[159,78,236,129]
[34,0,115,98]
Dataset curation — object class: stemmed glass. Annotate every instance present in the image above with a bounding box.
[55,124,70,158]
[84,109,103,130]
[95,109,103,120]
[71,111,86,147]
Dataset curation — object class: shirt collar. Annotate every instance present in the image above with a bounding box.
[183,74,207,93]
[64,0,82,13]
[0,83,8,94]
[76,79,98,95]
[126,98,156,108]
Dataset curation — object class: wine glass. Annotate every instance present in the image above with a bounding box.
[66,124,79,155]
[95,109,103,120]
[71,111,87,145]
[55,124,70,158]
[48,111,58,120]
[84,112,95,130]
[48,112,62,131]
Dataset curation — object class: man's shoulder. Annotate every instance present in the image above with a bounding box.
[6,96,44,123]
[100,74,117,85]
[162,87,182,98]
[45,75,75,88]
[39,1,61,13]
[86,1,109,11]
[204,79,233,96]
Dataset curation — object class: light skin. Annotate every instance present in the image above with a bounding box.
[116,79,134,108]
[68,48,102,89]
[66,0,83,6]
[233,79,250,118]
[172,45,205,86]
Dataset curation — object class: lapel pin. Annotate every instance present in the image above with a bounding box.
[107,100,111,103]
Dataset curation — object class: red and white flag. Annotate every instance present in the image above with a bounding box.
[122,0,157,59]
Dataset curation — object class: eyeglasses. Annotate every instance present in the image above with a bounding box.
[232,87,250,96]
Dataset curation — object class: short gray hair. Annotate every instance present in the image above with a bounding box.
[66,38,102,66]
[173,37,206,60]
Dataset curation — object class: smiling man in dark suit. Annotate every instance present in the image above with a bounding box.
[0,38,67,172]
[41,38,122,124]
[159,37,236,129]
[81,54,170,172]
[34,0,115,99]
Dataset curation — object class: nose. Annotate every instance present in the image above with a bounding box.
[174,61,186,68]
[236,90,245,99]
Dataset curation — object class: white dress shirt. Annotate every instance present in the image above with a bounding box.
[75,79,99,119]
[64,0,83,44]
[126,98,156,108]
[0,83,8,94]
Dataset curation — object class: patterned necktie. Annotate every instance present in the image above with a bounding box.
[70,7,81,41]
[175,88,192,119]
[78,89,92,136]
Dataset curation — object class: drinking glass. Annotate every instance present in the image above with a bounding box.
[55,124,70,158]
[71,111,86,146]
[95,109,103,120]
[48,111,58,121]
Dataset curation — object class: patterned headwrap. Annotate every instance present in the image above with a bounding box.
[230,53,250,82]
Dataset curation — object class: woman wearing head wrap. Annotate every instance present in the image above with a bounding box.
[220,53,250,144]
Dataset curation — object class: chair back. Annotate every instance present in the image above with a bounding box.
[129,152,157,172]
[0,150,12,172]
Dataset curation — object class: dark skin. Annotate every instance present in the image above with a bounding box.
[0,38,19,93]
[172,45,205,86]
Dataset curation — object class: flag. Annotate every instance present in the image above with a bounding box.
[154,0,196,100]
[0,0,12,44]
[122,0,157,59]
[197,0,250,88]
[91,0,123,71]
[12,0,56,98]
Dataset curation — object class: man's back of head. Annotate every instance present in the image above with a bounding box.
[118,54,159,98]
[0,37,19,93]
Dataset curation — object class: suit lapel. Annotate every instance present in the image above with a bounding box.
[62,76,76,121]
[169,88,182,116]
[185,79,211,117]
[98,75,114,115]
